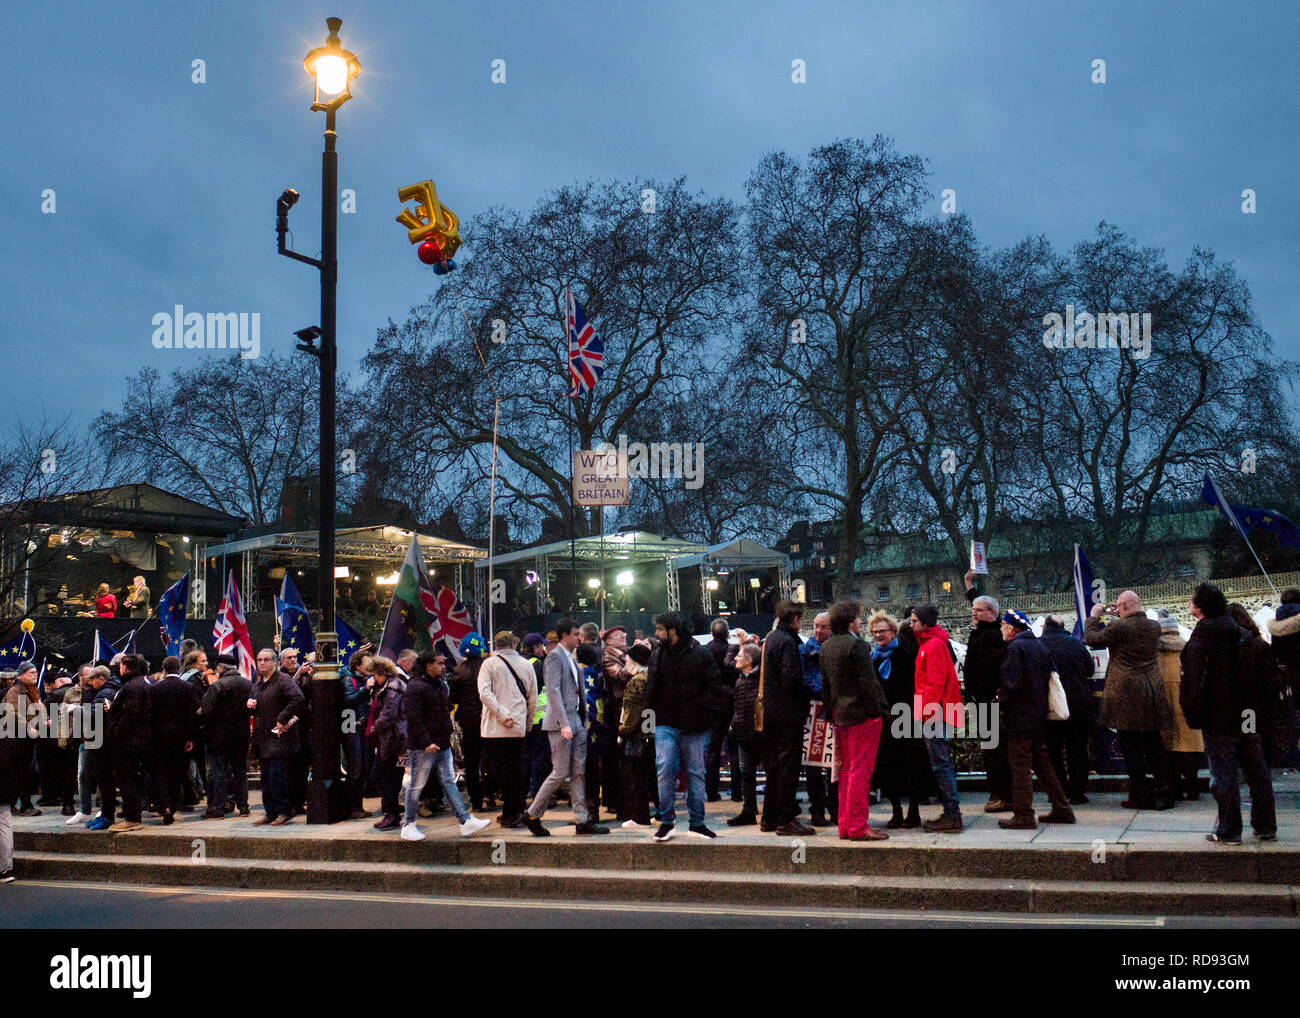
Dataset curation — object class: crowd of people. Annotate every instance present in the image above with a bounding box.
[1,579,1296,881]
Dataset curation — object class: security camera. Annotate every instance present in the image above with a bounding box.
[280,189,299,208]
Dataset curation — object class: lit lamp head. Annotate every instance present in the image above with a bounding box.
[587,578,602,590]
[304,17,360,111]
[615,571,634,588]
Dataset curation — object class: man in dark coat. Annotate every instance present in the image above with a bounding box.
[703,619,738,805]
[962,573,1010,811]
[149,656,199,823]
[84,668,120,830]
[995,612,1074,829]
[755,601,813,837]
[1085,590,1174,809]
[251,647,306,826]
[645,612,724,840]
[107,654,153,831]
[1181,582,1276,844]
[198,653,252,819]
[1039,614,1097,804]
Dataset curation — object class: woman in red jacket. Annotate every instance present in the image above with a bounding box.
[910,604,964,833]
[94,583,118,618]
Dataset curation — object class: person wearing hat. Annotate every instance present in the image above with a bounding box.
[4,662,42,816]
[996,611,1074,829]
[197,651,253,819]
[449,632,488,811]
[1039,614,1097,805]
[107,654,154,832]
[1155,608,1203,801]
[908,605,964,832]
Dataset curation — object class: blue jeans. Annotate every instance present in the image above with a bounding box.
[260,757,291,820]
[1203,730,1276,840]
[923,727,961,818]
[654,726,710,828]
[405,748,470,825]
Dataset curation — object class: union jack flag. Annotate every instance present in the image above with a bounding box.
[212,571,256,679]
[566,287,604,396]
[421,580,474,660]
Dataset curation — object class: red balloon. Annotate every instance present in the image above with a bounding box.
[417,238,444,264]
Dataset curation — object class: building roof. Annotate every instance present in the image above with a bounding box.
[671,537,791,571]
[201,525,485,564]
[474,531,705,570]
[17,482,245,538]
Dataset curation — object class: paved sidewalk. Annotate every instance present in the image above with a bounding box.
[15,771,1299,851]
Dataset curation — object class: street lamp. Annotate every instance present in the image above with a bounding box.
[276,16,360,824]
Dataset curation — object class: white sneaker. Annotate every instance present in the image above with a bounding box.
[621,819,650,830]
[65,811,89,826]
[400,823,425,842]
[460,816,491,837]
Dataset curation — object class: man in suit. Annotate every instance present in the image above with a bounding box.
[525,617,609,836]
[148,656,199,824]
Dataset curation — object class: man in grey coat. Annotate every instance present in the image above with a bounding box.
[525,617,609,836]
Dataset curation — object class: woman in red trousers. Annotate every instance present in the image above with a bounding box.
[819,600,889,840]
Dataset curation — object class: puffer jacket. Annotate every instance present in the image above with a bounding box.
[370,676,407,762]
[402,673,453,752]
[1266,607,1300,694]
[913,626,963,726]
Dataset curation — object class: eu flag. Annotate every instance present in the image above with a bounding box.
[337,615,367,664]
[1202,473,1300,550]
[157,572,190,652]
[0,628,35,669]
[276,597,316,657]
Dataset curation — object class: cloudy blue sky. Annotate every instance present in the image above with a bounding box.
[4,0,1296,425]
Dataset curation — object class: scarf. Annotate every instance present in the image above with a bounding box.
[871,637,898,681]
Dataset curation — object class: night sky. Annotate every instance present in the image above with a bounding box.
[4,0,1296,429]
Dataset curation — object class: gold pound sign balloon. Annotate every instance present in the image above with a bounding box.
[396,180,460,274]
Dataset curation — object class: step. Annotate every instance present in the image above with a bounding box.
[15,827,1300,885]
[14,851,1296,916]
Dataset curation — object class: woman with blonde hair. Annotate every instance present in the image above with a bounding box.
[868,609,932,828]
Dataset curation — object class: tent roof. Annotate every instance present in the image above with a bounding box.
[475,531,705,570]
[201,525,485,564]
[671,537,791,571]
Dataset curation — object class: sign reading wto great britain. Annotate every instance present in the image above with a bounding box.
[573,448,629,507]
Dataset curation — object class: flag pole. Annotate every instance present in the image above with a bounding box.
[487,396,500,641]
[1242,537,1280,600]
[563,287,578,613]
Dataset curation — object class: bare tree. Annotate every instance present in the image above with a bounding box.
[96,354,322,524]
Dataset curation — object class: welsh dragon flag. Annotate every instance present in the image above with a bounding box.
[378,535,475,664]
[379,536,435,661]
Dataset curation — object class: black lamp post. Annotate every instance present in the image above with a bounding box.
[276,16,360,824]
